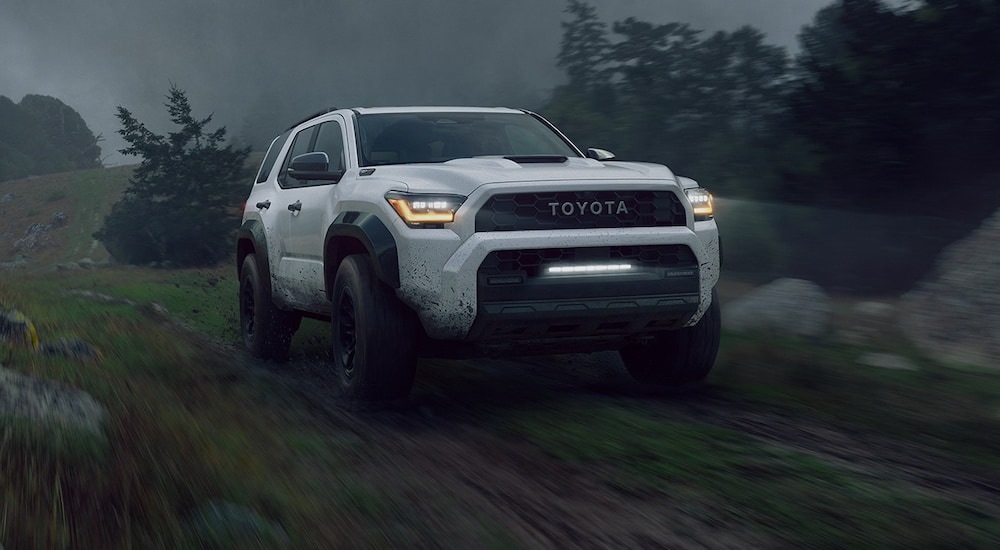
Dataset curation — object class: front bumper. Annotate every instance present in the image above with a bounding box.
[394,223,720,341]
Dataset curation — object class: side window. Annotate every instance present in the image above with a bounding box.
[313,121,346,172]
[278,126,317,189]
[255,130,291,184]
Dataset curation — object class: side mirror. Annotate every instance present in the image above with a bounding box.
[586,148,616,161]
[287,152,344,181]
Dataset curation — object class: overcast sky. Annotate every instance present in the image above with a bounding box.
[1,0,833,164]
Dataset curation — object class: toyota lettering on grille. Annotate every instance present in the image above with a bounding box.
[548,200,629,216]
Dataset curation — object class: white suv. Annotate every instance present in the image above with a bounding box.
[238,107,721,404]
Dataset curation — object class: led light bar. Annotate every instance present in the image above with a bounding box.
[546,264,634,275]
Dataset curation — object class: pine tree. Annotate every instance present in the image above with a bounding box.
[95,85,250,266]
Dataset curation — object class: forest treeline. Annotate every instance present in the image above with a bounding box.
[543,0,1000,220]
[0,94,102,182]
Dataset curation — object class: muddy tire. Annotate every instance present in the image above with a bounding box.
[619,288,721,386]
[332,254,418,404]
[240,254,301,361]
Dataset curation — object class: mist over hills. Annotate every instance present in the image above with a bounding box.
[1,0,828,163]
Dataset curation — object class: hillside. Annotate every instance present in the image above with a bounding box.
[0,151,265,269]
[0,166,134,267]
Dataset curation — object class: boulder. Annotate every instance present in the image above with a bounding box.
[49,211,68,227]
[723,278,831,338]
[0,366,107,438]
[0,310,38,349]
[856,352,918,371]
[0,254,36,270]
[12,222,56,252]
[39,338,102,361]
[836,301,898,346]
[900,209,1000,369]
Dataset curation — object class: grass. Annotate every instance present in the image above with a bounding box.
[0,165,132,265]
[1,263,999,547]
[45,189,67,202]
[496,401,1000,549]
[712,331,1000,468]
[63,168,131,262]
[0,274,376,548]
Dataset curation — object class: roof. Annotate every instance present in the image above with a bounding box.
[350,106,524,115]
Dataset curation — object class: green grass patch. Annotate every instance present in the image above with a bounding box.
[64,167,131,261]
[44,189,67,202]
[0,273,406,548]
[7,266,241,344]
[712,331,1000,467]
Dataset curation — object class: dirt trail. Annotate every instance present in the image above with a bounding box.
[233,346,999,549]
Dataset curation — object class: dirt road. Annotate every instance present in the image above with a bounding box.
[242,347,1000,549]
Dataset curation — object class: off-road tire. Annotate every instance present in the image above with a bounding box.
[619,288,721,386]
[240,254,301,361]
[332,254,418,404]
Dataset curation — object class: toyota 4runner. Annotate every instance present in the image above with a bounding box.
[237,107,720,404]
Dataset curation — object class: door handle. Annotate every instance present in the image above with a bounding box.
[255,200,271,209]
[288,200,302,212]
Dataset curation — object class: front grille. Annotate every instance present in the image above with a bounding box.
[478,245,697,279]
[475,190,686,232]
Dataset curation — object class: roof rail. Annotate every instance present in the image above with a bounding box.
[286,107,338,131]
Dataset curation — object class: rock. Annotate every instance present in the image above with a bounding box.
[49,211,68,227]
[0,254,37,270]
[857,352,918,371]
[0,192,14,202]
[836,327,877,347]
[185,500,291,548]
[12,222,56,252]
[900,209,1000,369]
[57,261,81,271]
[853,301,894,318]
[0,366,107,438]
[836,301,898,346]
[723,278,831,338]
[0,310,38,349]
[78,257,96,270]
[63,290,135,306]
[39,338,102,361]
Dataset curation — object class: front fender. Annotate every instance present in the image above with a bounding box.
[323,212,400,292]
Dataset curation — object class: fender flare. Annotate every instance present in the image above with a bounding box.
[323,212,400,295]
[236,219,272,285]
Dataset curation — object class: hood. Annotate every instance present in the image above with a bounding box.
[363,156,677,194]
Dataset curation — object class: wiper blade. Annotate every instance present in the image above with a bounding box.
[504,155,568,164]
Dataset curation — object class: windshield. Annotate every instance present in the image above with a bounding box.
[355,112,579,166]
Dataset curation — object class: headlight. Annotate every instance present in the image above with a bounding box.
[385,192,466,227]
[684,188,714,221]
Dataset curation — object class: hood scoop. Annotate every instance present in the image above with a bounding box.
[503,155,568,164]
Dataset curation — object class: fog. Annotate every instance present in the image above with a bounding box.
[1,0,829,163]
